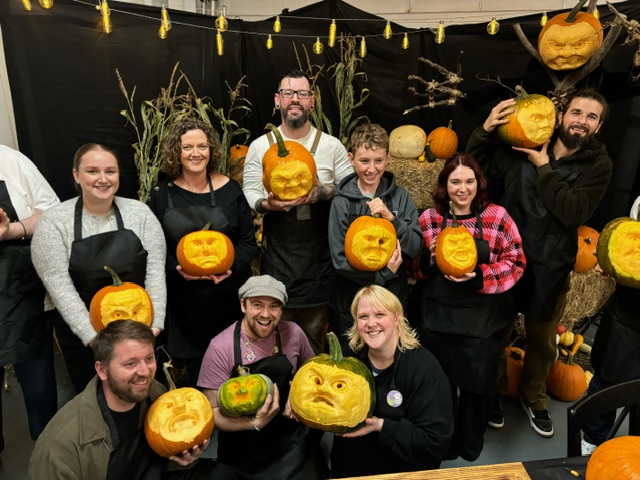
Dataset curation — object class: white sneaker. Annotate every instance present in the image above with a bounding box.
[581,438,597,456]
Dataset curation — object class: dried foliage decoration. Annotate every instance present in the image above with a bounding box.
[294,43,333,136]
[607,1,640,81]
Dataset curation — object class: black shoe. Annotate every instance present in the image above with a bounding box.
[520,399,554,438]
[487,394,504,429]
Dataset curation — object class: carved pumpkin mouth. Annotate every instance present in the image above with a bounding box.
[312,396,336,408]
[167,413,200,433]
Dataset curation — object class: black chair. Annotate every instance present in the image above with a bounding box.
[567,378,640,456]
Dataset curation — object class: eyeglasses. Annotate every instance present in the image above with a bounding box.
[278,89,313,99]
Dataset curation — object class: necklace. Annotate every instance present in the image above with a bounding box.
[241,325,279,363]
[175,177,208,194]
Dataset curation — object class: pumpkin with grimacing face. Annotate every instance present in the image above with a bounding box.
[435,203,478,277]
[216,370,274,417]
[176,223,235,276]
[596,217,640,289]
[262,123,317,200]
[344,215,397,272]
[290,332,375,434]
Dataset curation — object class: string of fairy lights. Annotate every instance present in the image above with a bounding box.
[19,0,602,58]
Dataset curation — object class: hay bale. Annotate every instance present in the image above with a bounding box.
[387,156,445,211]
[558,269,616,331]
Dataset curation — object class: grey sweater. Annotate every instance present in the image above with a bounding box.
[31,196,167,345]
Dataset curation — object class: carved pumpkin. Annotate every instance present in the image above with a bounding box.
[596,217,640,289]
[586,436,640,480]
[425,120,458,162]
[176,223,235,276]
[546,352,587,401]
[575,225,600,273]
[216,367,274,417]
[436,203,478,277]
[344,215,397,272]
[229,144,248,184]
[538,0,603,71]
[262,123,316,200]
[389,125,426,159]
[505,346,526,398]
[89,266,153,332]
[290,332,376,434]
[496,86,556,148]
[145,385,214,458]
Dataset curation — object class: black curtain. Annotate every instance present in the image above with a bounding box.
[1,0,639,228]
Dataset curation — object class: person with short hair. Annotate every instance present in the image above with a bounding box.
[198,275,328,480]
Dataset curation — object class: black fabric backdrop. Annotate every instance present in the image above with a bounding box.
[1,0,639,228]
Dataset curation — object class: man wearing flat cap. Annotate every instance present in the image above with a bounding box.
[198,275,328,479]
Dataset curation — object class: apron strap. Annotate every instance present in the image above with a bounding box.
[231,321,283,376]
[74,198,125,241]
[266,128,322,155]
[167,176,216,209]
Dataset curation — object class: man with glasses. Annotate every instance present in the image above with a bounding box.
[243,69,352,354]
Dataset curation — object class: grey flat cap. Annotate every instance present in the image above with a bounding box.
[238,275,288,304]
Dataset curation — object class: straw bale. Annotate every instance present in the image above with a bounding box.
[557,269,616,330]
[387,156,445,211]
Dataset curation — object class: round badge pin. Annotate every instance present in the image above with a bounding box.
[386,390,403,408]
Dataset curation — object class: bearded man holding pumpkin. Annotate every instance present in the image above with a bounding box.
[242,69,352,354]
[466,88,612,438]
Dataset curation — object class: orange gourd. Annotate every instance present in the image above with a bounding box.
[496,86,556,148]
[505,346,526,398]
[546,352,587,401]
[425,120,458,162]
[586,436,640,480]
[89,266,153,332]
[262,123,317,200]
[176,223,235,276]
[435,202,478,277]
[344,215,397,272]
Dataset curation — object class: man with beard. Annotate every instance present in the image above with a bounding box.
[242,70,352,354]
[466,89,611,438]
[29,320,235,480]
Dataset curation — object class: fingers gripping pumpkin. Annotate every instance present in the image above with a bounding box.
[216,367,274,417]
[435,202,478,277]
[177,222,235,276]
[262,123,317,201]
[290,332,376,434]
[496,86,556,148]
[90,266,153,332]
[344,215,397,272]
[596,217,640,289]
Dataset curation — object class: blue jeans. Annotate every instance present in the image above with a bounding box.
[582,373,614,445]
[0,310,58,452]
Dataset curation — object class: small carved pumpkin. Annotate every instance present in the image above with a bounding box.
[290,332,376,434]
[344,215,397,272]
[176,223,235,276]
[436,203,478,277]
[538,0,603,71]
[389,125,427,159]
[425,120,458,162]
[145,384,214,458]
[596,217,640,289]
[496,86,556,149]
[546,352,587,401]
[505,346,526,398]
[586,436,640,480]
[262,123,317,200]
[216,367,274,417]
[575,225,600,273]
[229,144,248,184]
[89,266,153,332]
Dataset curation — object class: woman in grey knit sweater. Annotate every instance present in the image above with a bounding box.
[32,144,166,393]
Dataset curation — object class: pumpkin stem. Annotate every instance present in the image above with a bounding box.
[104,266,124,287]
[446,119,453,130]
[566,351,575,365]
[236,365,250,376]
[326,331,344,362]
[566,0,588,23]
[265,123,290,158]
[448,200,459,228]
[509,349,524,361]
[425,144,437,163]
[202,222,212,231]
[514,85,530,100]
[162,359,177,391]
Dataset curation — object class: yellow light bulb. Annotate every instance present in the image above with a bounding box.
[435,20,445,44]
[540,11,548,27]
[216,31,224,56]
[22,0,33,11]
[487,17,500,35]
[266,34,273,50]
[328,19,337,47]
[38,0,53,8]
[359,36,367,58]
[593,8,600,20]
[402,33,409,50]
[383,21,392,40]
[158,24,168,39]
[313,37,323,55]
[215,6,228,33]
[100,0,112,34]
[273,16,281,33]
[161,5,172,31]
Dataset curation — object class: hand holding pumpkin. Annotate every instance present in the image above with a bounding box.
[386,240,403,274]
[248,383,280,431]
[169,438,209,467]
[340,416,384,438]
[483,98,516,133]
[176,265,232,283]
[366,198,394,222]
[512,140,551,168]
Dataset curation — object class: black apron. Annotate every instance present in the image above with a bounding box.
[161,178,242,355]
[500,159,579,321]
[261,129,333,308]
[216,322,327,480]
[414,212,513,393]
[0,180,46,365]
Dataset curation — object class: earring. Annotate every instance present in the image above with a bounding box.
[276,105,280,108]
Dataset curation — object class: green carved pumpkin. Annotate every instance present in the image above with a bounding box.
[216,368,274,417]
[596,217,640,289]
[289,332,376,434]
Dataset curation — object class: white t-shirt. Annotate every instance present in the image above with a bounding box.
[630,196,640,220]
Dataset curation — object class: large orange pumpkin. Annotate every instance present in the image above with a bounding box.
[505,346,526,398]
[425,120,458,162]
[435,204,478,277]
[262,123,317,200]
[586,436,640,480]
[596,217,640,289]
[546,352,587,401]
[496,86,556,148]
[538,0,603,71]
[176,223,235,276]
[344,215,397,271]
[89,266,153,332]
[574,225,600,273]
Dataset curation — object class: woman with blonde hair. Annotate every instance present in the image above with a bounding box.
[330,285,453,477]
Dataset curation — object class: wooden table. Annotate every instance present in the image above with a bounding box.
[334,462,531,480]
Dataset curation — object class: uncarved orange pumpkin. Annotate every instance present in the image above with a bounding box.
[425,120,458,162]
[574,225,600,273]
[505,346,526,398]
[89,266,153,332]
[344,215,397,272]
[262,123,317,200]
[496,86,556,148]
[177,223,235,276]
[586,436,640,480]
[546,352,587,401]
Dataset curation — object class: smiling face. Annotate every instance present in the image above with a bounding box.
[557,97,603,151]
[73,149,120,206]
[241,296,283,340]
[275,76,315,130]
[447,165,477,215]
[180,129,210,177]
[356,294,399,354]
[350,145,389,195]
